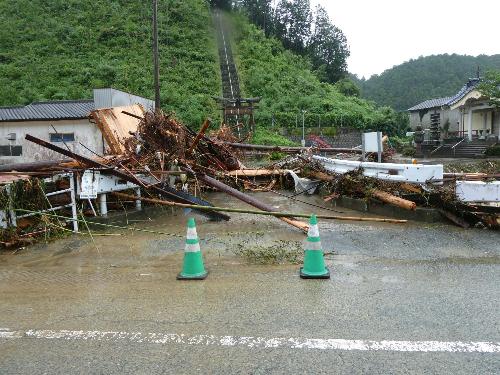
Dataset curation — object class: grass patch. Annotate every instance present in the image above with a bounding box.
[233,241,302,264]
[252,126,298,146]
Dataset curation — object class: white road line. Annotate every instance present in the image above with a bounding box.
[0,328,499,353]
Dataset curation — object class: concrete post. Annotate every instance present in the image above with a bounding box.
[483,112,487,138]
[135,187,142,211]
[467,107,473,141]
[99,193,108,217]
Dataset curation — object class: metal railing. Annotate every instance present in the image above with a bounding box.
[451,138,466,157]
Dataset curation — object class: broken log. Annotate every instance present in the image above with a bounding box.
[371,190,417,211]
[305,171,335,182]
[438,209,470,229]
[187,119,211,157]
[24,134,229,221]
[222,142,362,154]
[0,159,73,172]
[225,169,288,177]
[195,173,309,232]
[113,192,408,224]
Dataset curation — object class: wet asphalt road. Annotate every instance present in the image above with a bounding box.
[0,192,499,374]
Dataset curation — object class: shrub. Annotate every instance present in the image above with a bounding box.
[485,145,500,156]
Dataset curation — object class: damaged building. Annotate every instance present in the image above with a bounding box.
[0,88,154,164]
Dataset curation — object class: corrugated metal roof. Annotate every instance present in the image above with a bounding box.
[0,100,94,122]
[407,78,482,111]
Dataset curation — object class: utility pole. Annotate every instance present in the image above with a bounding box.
[152,0,161,111]
[301,110,307,147]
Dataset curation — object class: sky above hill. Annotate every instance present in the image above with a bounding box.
[313,0,500,78]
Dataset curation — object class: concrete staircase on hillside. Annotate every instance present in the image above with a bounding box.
[214,11,241,99]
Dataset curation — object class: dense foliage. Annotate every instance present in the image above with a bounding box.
[230,14,409,136]
[0,0,221,126]
[479,70,500,108]
[355,54,500,111]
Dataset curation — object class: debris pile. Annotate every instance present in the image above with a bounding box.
[0,109,498,248]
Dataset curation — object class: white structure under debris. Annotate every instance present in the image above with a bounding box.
[455,181,500,203]
[313,155,443,184]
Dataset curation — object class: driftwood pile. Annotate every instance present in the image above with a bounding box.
[0,110,498,249]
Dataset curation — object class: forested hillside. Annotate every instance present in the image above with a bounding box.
[0,0,221,125]
[356,54,500,111]
[229,13,407,135]
[0,0,407,135]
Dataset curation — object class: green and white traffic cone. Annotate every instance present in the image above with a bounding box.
[300,214,330,279]
[177,217,208,280]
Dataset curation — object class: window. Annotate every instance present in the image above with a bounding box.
[0,145,22,156]
[50,133,75,142]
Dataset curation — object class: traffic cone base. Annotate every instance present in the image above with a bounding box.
[299,214,330,279]
[177,218,208,280]
[300,267,330,279]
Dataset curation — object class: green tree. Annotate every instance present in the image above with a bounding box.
[479,70,500,107]
[308,5,349,83]
[334,78,360,97]
[210,0,233,10]
[274,0,311,55]
[239,0,273,35]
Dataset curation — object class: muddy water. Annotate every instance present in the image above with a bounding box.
[0,192,343,269]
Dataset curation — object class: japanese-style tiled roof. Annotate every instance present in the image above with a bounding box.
[407,97,453,111]
[407,78,481,111]
[0,100,94,122]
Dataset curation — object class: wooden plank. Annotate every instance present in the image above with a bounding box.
[90,104,145,154]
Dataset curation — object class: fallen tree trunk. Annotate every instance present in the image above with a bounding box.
[0,159,73,172]
[371,190,417,211]
[222,142,362,154]
[195,173,310,232]
[304,171,335,182]
[225,169,288,177]
[113,192,408,224]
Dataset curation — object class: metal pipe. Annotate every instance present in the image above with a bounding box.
[113,192,408,224]
[221,142,362,154]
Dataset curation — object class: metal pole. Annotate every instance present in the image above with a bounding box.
[377,131,382,163]
[301,110,306,147]
[361,133,366,162]
[152,0,161,110]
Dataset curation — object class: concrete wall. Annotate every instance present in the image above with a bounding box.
[0,119,104,164]
[410,107,496,136]
[409,108,461,131]
[493,109,500,137]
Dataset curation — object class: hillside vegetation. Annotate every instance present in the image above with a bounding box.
[230,13,408,135]
[0,0,220,125]
[356,54,500,111]
[0,0,408,136]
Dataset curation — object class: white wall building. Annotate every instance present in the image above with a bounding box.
[0,88,154,164]
[408,78,500,141]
